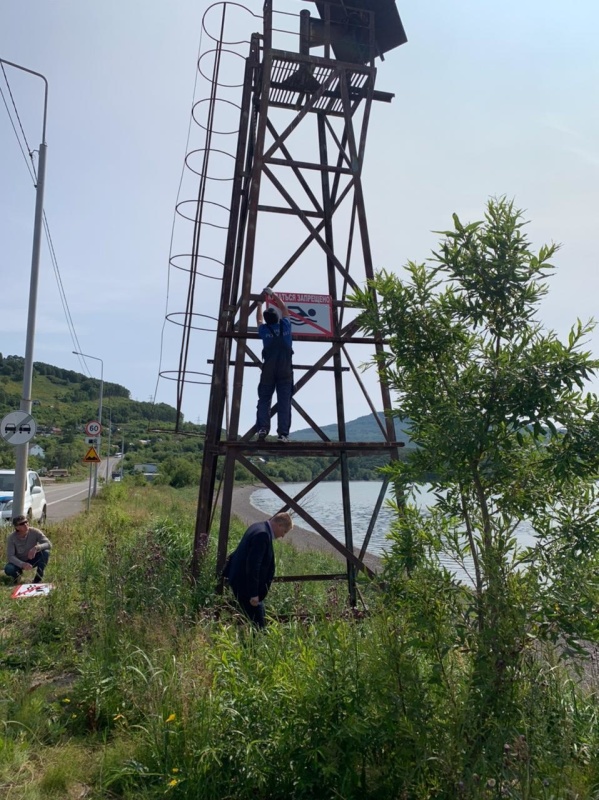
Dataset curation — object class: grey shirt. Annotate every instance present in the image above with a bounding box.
[6,527,52,568]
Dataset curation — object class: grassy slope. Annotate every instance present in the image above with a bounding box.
[1,485,598,799]
[1,373,93,421]
[0,484,355,798]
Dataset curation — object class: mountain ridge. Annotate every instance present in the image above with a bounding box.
[292,411,414,446]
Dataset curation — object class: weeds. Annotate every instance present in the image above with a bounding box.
[0,483,598,798]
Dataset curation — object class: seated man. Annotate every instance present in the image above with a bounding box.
[4,515,52,585]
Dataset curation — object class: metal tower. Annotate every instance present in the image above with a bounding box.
[191,0,407,604]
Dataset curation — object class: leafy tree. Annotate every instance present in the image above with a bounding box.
[353,198,599,757]
[158,457,200,489]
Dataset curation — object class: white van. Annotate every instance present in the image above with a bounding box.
[0,470,47,525]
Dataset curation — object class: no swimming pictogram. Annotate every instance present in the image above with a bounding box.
[266,293,333,337]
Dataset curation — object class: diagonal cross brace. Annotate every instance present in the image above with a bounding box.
[237,452,375,578]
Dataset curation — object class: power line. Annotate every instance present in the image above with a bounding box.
[42,212,87,360]
[1,63,34,156]
[0,66,90,378]
[0,81,36,183]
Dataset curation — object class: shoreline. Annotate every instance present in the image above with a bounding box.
[230,483,383,574]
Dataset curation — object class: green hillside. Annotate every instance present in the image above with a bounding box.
[0,354,202,478]
[0,354,178,427]
[0,355,409,483]
[292,411,415,446]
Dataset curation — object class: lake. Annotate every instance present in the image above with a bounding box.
[250,481,537,583]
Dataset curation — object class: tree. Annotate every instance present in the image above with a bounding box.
[159,457,199,489]
[353,198,599,751]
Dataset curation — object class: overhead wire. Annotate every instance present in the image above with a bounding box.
[0,81,36,184]
[0,65,90,377]
[0,64,32,153]
[42,212,87,362]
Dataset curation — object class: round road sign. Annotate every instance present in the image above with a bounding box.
[0,411,37,445]
[85,420,102,436]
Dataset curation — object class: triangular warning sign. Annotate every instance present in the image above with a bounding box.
[83,446,101,463]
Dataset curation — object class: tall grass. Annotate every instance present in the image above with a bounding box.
[0,483,598,798]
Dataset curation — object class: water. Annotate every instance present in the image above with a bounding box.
[250,481,536,583]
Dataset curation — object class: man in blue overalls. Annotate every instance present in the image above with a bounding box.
[256,288,293,442]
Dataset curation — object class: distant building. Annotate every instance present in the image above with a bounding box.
[134,463,158,482]
[29,444,45,459]
[134,463,158,474]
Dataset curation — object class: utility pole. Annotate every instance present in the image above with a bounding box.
[1,58,49,517]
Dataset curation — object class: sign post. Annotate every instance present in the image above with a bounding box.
[83,424,102,511]
[87,464,92,512]
[85,421,102,501]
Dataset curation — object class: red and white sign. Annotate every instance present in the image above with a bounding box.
[267,293,333,338]
[85,420,102,436]
[11,583,54,599]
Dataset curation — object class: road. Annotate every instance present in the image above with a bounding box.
[43,458,120,524]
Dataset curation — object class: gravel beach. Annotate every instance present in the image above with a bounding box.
[230,484,383,573]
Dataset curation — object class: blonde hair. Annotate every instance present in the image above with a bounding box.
[272,512,293,533]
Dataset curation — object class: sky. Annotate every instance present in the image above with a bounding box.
[1,0,599,433]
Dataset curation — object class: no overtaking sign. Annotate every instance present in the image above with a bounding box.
[0,411,37,445]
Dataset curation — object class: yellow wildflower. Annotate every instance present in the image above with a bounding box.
[165,713,176,724]
[172,768,179,773]
[168,778,179,787]
[62,698,71,703]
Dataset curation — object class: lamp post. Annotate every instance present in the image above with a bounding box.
[73,350,103,496]
[104,406,112,484]
[1,57,48,518]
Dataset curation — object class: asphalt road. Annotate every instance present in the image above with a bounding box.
[44,458,120,524]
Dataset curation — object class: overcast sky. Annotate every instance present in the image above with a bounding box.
[1,0,598,432]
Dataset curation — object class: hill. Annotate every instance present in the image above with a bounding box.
[0,354,202,475]
[292,411,414,446]
[0,355,410,483]
[0,354,178,428]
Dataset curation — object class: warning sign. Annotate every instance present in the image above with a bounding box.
[267,293,333,338]
[11,583,54,599]
[83,446,101,464]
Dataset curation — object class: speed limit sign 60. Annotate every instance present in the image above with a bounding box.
[85,420,102,436]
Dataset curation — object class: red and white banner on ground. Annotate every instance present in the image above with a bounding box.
[266,293,333,338]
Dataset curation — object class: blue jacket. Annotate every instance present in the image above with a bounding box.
[225,522,275,601]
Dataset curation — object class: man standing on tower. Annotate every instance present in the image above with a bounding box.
[256,287,294,442]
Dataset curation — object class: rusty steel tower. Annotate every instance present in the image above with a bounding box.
[190,0,407,603]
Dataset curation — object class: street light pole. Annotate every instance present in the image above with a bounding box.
[1,57,49,518]
[73,351,103,496]
[104,406,112,484]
